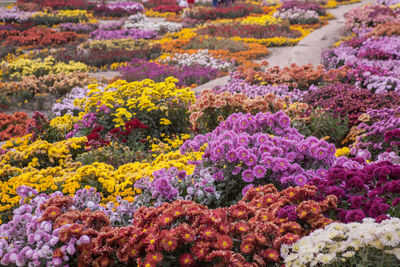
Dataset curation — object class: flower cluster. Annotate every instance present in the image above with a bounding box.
[344,4,397,29]
[0,28,78,47]
[282,218,400,266]
[157,49,233,71]
[274,7,320,25]
[54,39,162,67]
[119,58,219,87]
[70,78,194,138]
[236,63,347,90]
[134,167,220,207]
[0,7,33,23]
[181,112,336,206]
[59,22,98,34]
[322,36,400,93]
[0,112,31,141]
[89,28,158,40]
[312,161,400,222]
[93,2,144,17]
[356,107,400,159]
[29,9,89,26]
[304,83,400,127]
[124,13,182,34]
[1,56,88,81]
[214,76,306,100]
[1,72,92,107]
[51,86,91,116]
[189,89,288,132]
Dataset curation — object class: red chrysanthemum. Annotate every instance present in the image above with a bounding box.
[179,253,196,267]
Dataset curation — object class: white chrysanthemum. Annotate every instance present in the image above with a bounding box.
[376,229,400,247]
[285,253,299,262]
[315,253,335,264]
[341,251,356,258]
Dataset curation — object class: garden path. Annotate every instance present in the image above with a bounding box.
[193,0,374,94]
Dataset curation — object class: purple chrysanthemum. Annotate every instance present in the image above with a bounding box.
[226,150,238,162]
[253,165,266,179]
[242,169,254,182]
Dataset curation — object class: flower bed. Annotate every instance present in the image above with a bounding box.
[0,112,31,141]
[1,56,88,81]
[89,29,158,40]
[29,10,90,26]
[119,58,219,87]
[92,2,144,17]
[196,24,303,39]
[183,4,262,21]
[0,28,78,47]
[53,40,162,67]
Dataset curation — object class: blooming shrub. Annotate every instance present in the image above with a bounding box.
[70,78,194,139]
[181,37,269,67]
[1,72,92,106]
[282,218,400,266]
[181,112,336,206]
[291,108,350,147]
[304,83,400,127]
[51,86,91,116]
[134,167,220,207]
[1,56,88,81]
[29,10,89,26]
[0,112,31,141]
[311,160,400,222]
[183,36,249,53]
[0,28,78,47]
[356,107,400,160]
[119,58,219,87]
[367,21,400,37]
[189,89,288,132]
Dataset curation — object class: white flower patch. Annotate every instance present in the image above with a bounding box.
[124,13,182,33]
[281,218,400,266]
[158,50,234,71]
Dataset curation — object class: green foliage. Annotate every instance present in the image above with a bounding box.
[292,109,349,147]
